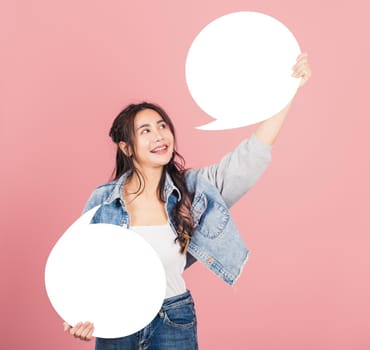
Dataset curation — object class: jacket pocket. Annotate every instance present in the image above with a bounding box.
[199,200,229,239]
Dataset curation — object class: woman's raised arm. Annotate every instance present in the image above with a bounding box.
[197,52,311,207]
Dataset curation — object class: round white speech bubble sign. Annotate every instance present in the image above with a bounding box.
[45,206,166,338]
[185,11,301,130]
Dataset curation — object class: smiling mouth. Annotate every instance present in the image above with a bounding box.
[150,145,168,153]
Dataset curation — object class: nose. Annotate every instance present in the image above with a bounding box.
[153,128,164,142]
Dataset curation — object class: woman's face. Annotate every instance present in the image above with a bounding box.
[129,108,174,171]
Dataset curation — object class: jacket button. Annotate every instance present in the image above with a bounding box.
[206,257,214,265]
[159,310,164,318]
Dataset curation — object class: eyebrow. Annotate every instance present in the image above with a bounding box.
[136,119,165,131]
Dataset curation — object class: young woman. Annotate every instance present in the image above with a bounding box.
[64,53,311,349]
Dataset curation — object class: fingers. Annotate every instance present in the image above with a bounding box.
[296,52,308,60]
[79,322,94,341]
[83,324,95,341]
[292,52,312,87]
[67,321,95,341]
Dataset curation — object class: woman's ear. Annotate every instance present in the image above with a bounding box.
[118,141,132,157]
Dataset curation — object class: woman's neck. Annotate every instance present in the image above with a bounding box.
[124,166,164,199]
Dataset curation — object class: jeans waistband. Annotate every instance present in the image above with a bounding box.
[161,290,193,311]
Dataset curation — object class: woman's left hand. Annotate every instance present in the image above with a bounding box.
[292,52,312,87]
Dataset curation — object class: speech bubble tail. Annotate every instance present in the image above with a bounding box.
[63,206,101,238]
[78,205,101,224]
[74,206,101,225]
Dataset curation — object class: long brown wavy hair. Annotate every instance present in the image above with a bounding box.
[109,102,194,253]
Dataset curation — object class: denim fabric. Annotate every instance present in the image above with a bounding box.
[84,134,271,285]
[95,290,198,350]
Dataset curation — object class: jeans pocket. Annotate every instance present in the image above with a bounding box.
[163,303,196,329]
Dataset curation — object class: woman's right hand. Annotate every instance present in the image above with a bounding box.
[63,321,95,341]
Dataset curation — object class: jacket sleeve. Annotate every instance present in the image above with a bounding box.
[197,133,272,208]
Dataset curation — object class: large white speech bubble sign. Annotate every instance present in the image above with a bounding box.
[185,11,301,130]
[45,206,166,338]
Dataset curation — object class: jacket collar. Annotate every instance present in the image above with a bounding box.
[104,171,181,205]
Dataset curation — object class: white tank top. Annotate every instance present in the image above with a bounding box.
[129,223,187,299]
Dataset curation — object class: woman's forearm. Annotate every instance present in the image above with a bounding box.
[254,100,293,146]
[254,52,311,146]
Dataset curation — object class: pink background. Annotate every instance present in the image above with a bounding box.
[1,0,369,349]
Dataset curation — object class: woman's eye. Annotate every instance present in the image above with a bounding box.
[159,123,166,129]
[142,129,150,134]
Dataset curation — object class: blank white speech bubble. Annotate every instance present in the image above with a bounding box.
[185,11,301,130]
[45,206,166,338]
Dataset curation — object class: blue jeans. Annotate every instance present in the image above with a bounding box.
[95,290,198,350]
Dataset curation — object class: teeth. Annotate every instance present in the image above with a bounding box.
[152,146,167,153]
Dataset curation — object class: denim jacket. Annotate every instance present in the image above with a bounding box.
[83,134,272,285]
